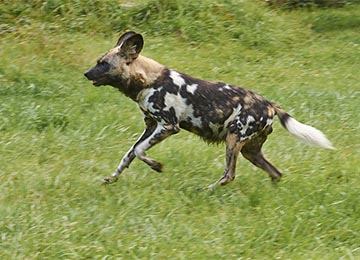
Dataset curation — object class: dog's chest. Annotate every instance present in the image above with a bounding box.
[136,84,197,125]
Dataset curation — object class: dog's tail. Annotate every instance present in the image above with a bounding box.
[273,104,335,150]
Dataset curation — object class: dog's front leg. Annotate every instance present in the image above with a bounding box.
[103,117,157,184]
[133,123,180,171]
[103,122,179,184]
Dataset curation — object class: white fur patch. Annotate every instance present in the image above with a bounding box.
[240,115,255,135]
[187,107,203,127]
[266,118,274,127]
[170,70,185,87]
[164,92,187,115]
[186,84,198,95]
[224,104,242,128]
[163,92,202,127]
[285,117,334,149]
[137,87,157,111]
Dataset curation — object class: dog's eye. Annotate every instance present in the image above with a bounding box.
[97,59,109,66]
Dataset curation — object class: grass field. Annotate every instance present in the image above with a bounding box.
[1,1,359,259]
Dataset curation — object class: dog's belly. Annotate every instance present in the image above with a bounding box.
[179,109,275,143]
[179,120,228,143]
[178,103,241,142]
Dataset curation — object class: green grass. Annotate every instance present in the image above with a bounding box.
[1,1,359,259]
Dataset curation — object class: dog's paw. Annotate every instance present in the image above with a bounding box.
[101,176,118,185]
[150,161,163,172]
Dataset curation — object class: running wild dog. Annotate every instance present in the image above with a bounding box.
[84,31,334,188]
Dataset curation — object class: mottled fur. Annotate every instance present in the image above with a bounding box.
[84,31,334,188]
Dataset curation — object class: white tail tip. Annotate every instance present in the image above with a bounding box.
[284,117,335,150]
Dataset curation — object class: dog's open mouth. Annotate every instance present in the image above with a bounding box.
[92,78,106,87]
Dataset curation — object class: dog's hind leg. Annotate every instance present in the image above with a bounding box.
[240,127,282,182]
[208,132,245,190]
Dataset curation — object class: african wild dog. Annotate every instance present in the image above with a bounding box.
[84,31,334,188]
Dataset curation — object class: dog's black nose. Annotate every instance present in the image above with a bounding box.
[84,70,89,79]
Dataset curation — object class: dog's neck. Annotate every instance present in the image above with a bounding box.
[116,55,165,101]
[130,55,165,86]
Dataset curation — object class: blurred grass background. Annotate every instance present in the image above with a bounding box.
[0,0,359,259]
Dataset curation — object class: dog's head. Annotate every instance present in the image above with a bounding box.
[84,31,144,88]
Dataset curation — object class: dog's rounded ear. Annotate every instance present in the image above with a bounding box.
[115,31,137,47]
[118,33,144,62]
